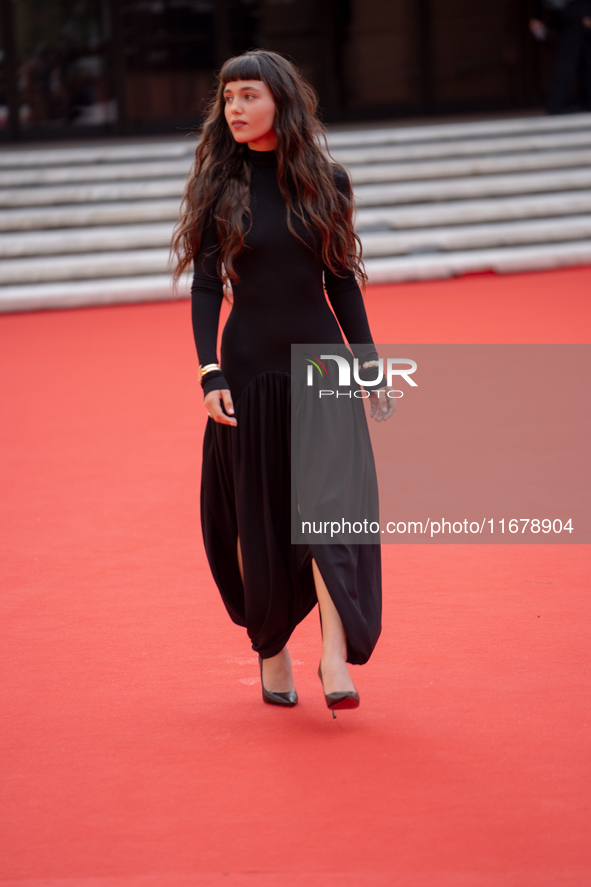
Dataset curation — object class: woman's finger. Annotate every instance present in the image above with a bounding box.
[204,390,237,426]
[369,389,397,422]
[377,398,396,422]
[369,393,378,419]
[221,389,235,418]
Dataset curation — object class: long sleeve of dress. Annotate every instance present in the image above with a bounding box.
[324,167,380,372]
[190,223,230,396]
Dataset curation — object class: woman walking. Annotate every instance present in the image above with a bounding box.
[171,49,393,714]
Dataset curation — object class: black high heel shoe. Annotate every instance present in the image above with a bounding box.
[259,655,298,707]
[318,661,360,718]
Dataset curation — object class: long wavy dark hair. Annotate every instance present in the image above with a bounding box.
[170,49,365,292]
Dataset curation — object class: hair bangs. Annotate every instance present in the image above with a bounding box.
[220,54,264,85]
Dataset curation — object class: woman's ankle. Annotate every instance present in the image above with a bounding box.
[260,648,296,691]
[321,646,348,666]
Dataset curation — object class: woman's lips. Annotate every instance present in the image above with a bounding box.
[232,121,247,127]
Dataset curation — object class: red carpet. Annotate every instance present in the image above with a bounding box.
[1,267,590,887]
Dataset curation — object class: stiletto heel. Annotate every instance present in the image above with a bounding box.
[318,661,360,717]
[259,655,298,707]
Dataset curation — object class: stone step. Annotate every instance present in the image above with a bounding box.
[2,128,590,188]
[354,167,591,206]
[4,165,591,211]
[0,200,181,232]
[1,145,589,197]
[0,274,178,313]
[4,216,591,282]
[3,214,590,261]
[0,141,194,169]
[2,114,590,312]
[333,128,591,165]
[0,223,175,258]
[1,188,589,235]
[361,215,591,256]
[3,238,590,313]
[0,248,171,285]
[355,189,591,230]
[1,112,587,172]
[0,159,192,188]
[0,179,185,208]
[0,111,588,168]
[350,148,591,184]
[363,239,591,282]
[327,111,591,147]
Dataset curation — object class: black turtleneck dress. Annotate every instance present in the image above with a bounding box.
[191,147,382,664]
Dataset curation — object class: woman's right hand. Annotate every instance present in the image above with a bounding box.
[204,388,237,426]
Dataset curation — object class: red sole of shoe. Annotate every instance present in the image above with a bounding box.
[328,697,360,711]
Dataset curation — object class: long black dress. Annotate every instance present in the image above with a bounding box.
[191,146,382,664]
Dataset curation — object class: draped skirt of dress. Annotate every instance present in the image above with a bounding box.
[200,370,382,665]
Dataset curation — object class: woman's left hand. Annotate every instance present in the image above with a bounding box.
[369,387,397,422]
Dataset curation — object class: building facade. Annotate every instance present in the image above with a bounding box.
[0,0,550,142]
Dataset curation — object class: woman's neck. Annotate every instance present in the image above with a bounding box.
[246,145,277,168]
[247,131,277,152]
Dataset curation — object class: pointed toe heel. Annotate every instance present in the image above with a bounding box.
[318,662,360,718]
[259,655,298,707]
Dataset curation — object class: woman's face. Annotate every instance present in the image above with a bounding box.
[223,79,277,151]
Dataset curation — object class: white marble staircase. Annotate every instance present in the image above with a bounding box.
[1,113,591,312]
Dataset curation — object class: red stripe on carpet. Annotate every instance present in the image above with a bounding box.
[1,267,590,886]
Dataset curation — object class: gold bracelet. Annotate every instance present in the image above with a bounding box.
[198,363,221,384]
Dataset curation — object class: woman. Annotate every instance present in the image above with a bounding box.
[171,49,393,714]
